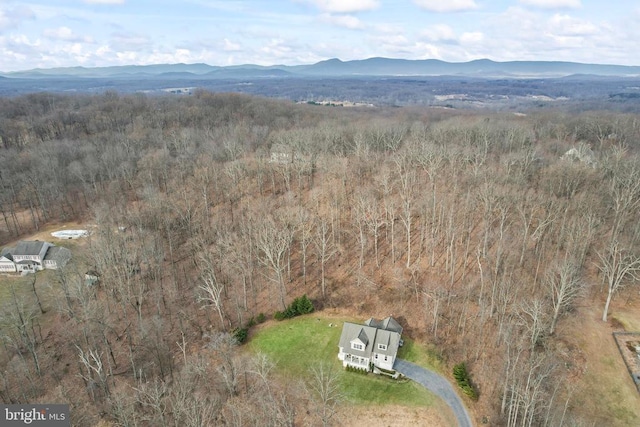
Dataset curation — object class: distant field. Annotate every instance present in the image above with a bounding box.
[247,313,441,407]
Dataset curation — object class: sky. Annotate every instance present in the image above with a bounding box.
[0,0,639,72]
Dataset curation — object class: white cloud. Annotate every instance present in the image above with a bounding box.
[420,24,456,42]
[222,38,241,51]
[110,32,151,50]
[460,31,483,44]
[43,27,94,43]
[413,0,478,13]
[519,0,581,8]
[301,0,379,13]
[260,38,294,60]
[319,13,364,29]
[0,6,35,31]
[82,0,126,4]
[476,6,634,65]
[371,23,404,35]
[548,14,597,36]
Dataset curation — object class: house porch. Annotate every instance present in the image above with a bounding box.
[342,354,370,370]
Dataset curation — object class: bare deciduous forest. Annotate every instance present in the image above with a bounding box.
[1,91,639,426]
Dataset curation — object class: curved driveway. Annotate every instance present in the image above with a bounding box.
[394,359,473,427]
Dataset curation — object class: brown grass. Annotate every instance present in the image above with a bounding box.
[338,403,456,427]
[559,294,640,426]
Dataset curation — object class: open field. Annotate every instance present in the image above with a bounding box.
[560,301,640,427]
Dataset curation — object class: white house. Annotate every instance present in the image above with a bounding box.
[10,241,52,273]
[337,316,403,372]
[0,241,71,273]
[0,251,16,273]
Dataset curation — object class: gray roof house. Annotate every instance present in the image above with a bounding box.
[11,241,52,273]
[0,241,71,273]
[338,316,403,372]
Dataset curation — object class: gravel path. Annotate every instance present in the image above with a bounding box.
[394,359,473,427]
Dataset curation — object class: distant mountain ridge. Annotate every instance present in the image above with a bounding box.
[3,58,640,79]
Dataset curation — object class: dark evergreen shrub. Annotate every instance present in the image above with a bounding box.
[453,362,478,401]
[233,327,249,344]
[274,295,315,321]
[246,317,256,328]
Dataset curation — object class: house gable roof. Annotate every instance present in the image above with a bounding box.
[354,328,369,346]
[339,316,403,360]
[364,316,403,334]
[0,248,15,262]
[14,241,49,256]
[44,246,71,265]
[372,329,400,357]
[339,323,377,358]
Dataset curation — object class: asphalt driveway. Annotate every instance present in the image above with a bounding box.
[394,359,473,427]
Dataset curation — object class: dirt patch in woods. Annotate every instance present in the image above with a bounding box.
[0,219,94,248]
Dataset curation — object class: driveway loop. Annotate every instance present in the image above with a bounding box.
[394,359,473,427]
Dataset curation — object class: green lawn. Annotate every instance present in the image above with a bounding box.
[247,314,440,407]
[397,336,444,372]
[0,269,62,310]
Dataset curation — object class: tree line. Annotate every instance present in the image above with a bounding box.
[0,91,639,426]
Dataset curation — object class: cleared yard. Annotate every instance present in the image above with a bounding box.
[562,303,640,426]
[247,313,454,419]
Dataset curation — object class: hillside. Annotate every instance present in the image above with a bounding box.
[4,58,640,79]
[0,92,639,426]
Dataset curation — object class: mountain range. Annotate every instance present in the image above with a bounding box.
[3,58,640,79]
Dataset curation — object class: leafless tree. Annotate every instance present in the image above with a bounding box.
[296,208,314,283]
[604,148,640,245]
[209,332,243,397]
[394,154,417,268]
[505,353,557,427]
[423,286,447,339]
[171,359,221,427]
[247,353,295,426]
[598,241,640,321]
[1,286,42,376]
[256,215,290,310]
[76,345,110,401]
[352,195,369,273]
[134,377,169,427]
[313,217,337,298]
[546,260,583,335]
[197,249,226,330]
[307,362,343,427]
[108,386,141,427]
[516,298,549,352]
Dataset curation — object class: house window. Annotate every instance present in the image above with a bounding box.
[378,344,387,351]
[351,342,364,351]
